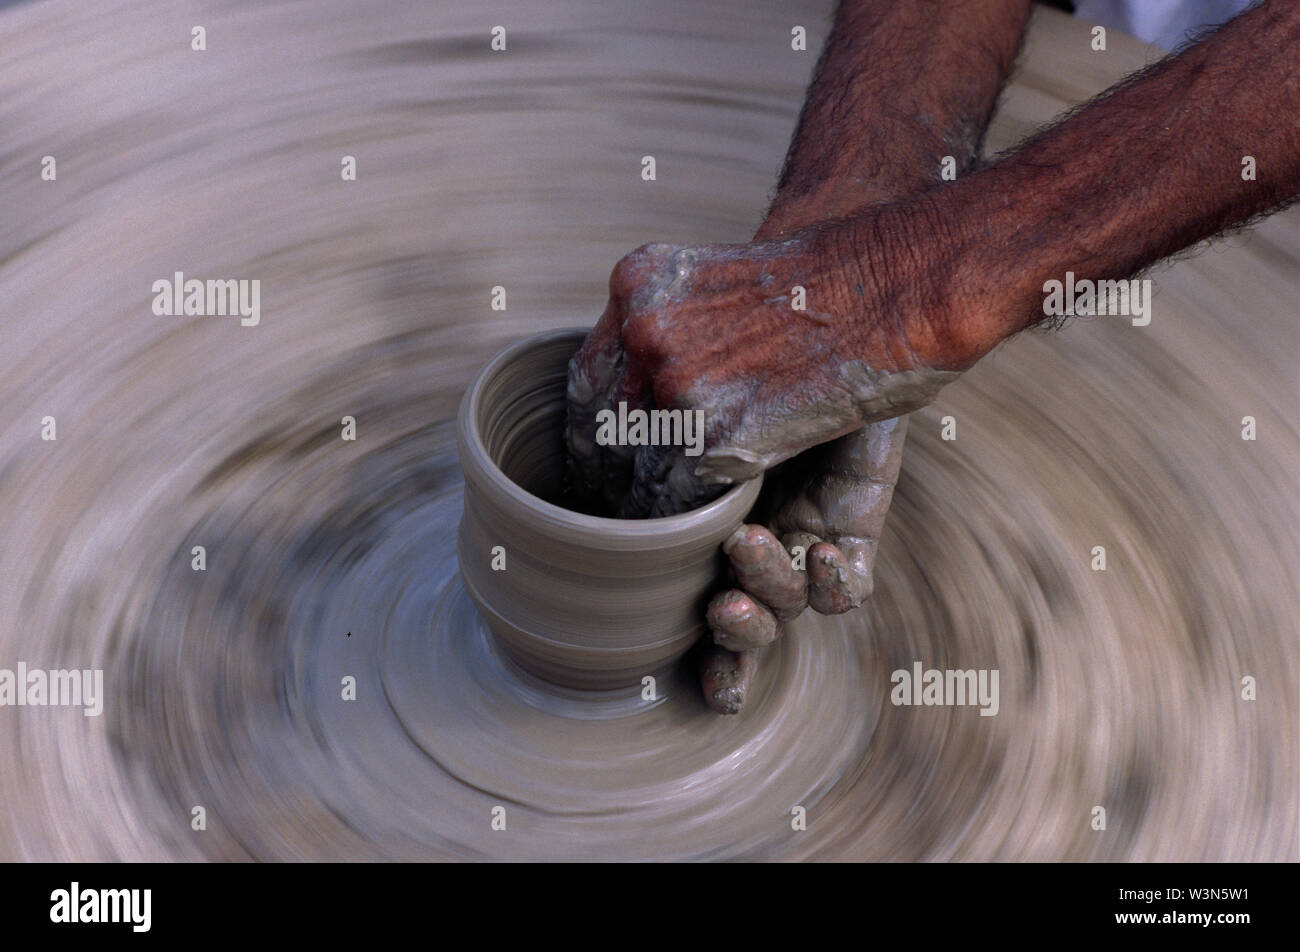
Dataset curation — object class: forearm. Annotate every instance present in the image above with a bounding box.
[570,0,1299,518]
[904,0,1300,365]
[759,0,1031,237]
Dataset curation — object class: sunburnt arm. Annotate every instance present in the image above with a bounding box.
[691,0,1300,713]
[571,0,1300,522]
[567,0,1033,519]
[567,0,1033,713]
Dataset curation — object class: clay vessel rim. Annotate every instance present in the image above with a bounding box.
[458,326,761,542]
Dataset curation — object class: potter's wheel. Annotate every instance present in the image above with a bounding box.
[0,0,1294,860]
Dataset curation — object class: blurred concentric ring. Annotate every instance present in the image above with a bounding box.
[0,0,1294,860]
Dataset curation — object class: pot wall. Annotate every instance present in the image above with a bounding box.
[456,328,763,689]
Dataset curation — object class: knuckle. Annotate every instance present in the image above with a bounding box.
[621,308,664,360]
[611,242,676,298]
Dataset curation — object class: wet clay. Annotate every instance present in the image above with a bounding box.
[457,328,762,689]
[0,0,1294,861]
[688,364,963,487]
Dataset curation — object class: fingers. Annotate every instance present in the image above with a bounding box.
[802,419,905,612]
[622,376,737,519]
[806,538,876,615]
[700,528,875,717]
[809,416,907,540]
[567,243,692,515]
[565,299,631,507]
[829,415,908,479]
[759,418,907,617]
[618,442,718,519]
[721,525,808,620]
[698,526,801,719]
[697,421,900,716]
[699,643,757,715]
[706,589,778,651]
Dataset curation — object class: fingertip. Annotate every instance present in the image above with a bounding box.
[807,542,866,615]
[707,589,778,651]
[722,523,775,557]
[723,526,808,619]
[699,645,756,715]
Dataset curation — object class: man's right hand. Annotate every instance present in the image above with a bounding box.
[568,0,1035,714]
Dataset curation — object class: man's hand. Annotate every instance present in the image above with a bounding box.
[693,0,1300,714]
[568,0,1300,714]
[565,208,974,714]
[710,415,908,639]
[565,222,960,519]
[567,0,1033,714]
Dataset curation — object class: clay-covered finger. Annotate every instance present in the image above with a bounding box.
[807,540,874,615]
[721,524,808,620]
[825,415,908,480]
[565,299,629,502]
[707,589,778,651]
[811,418,908,540]
[699,644,757,715]
[623,404,731,518]
[619,442,715,518]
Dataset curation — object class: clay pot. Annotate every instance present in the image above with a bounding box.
[457,327,763,690]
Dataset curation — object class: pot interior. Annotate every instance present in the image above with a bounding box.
[477,331,581,509]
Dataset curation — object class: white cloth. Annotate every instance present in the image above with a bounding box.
[1073,0,1255,50]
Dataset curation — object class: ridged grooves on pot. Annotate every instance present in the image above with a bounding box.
[457,328,763,690]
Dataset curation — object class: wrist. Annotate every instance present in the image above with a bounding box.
[757,182,895,241]
[819,194,989,373]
